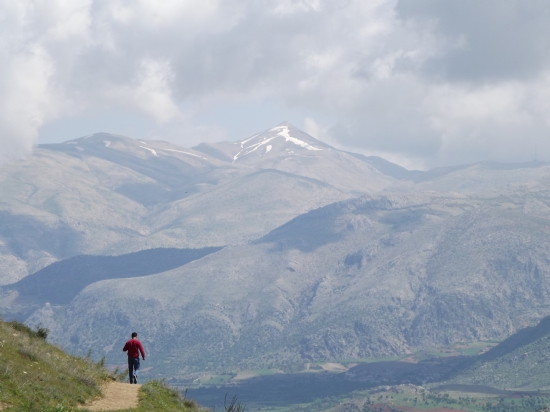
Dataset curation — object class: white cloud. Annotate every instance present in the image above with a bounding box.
[1,0,549,167]
[302,117,323,140]
[272,0,322,14]
[123,59,178,123]
[423,75,550,165]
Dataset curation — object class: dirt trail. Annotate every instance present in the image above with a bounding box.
[82,382,141,411]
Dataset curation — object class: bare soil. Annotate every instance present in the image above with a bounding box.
[81,382,141,411]
[371,403,471,412]
[321,362,348,372]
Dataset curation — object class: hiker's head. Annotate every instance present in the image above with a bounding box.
[131,332,138,338]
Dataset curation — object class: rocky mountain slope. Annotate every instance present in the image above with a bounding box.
[46,187,550,376]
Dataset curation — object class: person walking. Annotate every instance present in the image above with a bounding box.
[122,332,145,384]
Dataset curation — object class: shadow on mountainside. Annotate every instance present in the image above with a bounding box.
[6,246,223,306]
[478,315,550,362]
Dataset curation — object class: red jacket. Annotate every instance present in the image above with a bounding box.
[123,338,146,359]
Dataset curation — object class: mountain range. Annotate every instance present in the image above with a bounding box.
[0,123,399,286]
[1,122,550,380]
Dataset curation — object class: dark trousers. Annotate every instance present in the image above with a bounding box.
[128,357,140,384]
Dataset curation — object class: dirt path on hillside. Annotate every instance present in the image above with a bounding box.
[81,382,141,411]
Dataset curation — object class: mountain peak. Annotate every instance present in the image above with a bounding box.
[275,120,295,128]
[231,123,328,163]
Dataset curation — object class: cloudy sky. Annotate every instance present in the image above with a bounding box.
[2,0,550,169]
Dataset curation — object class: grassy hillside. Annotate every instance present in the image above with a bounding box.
[0,318,204,411]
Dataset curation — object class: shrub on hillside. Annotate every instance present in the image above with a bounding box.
[7,320,49,340]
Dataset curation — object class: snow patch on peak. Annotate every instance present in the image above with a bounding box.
[240,134,259,147]
[272,126,321,151]
[234,135,275,162]
[242,137,277,159]
[103,141,111,148]
[163,148,206,159]
[233,125,321,162]
[140,146,158,156]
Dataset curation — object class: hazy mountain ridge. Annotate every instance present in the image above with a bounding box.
[391,161,550,194]
[194,123,395,194]
[0,125,386,284]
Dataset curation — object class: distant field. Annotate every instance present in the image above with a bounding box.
[187,371,371,410]
[185,341,499,391]
[362,388,550,412]
[410,342,498,360]
[187,377,550,412]
[180,341,518,411]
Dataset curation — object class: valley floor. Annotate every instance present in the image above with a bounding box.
[178,341,548,412]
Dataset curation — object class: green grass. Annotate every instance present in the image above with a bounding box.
[200,375,234,385]
[133,380,204,412]
[255,369,280,376]
[0,320,111,411]
[361,389,550,412]
[409,341,497,360]
[337,356,404,364]
[0,319,206,411]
